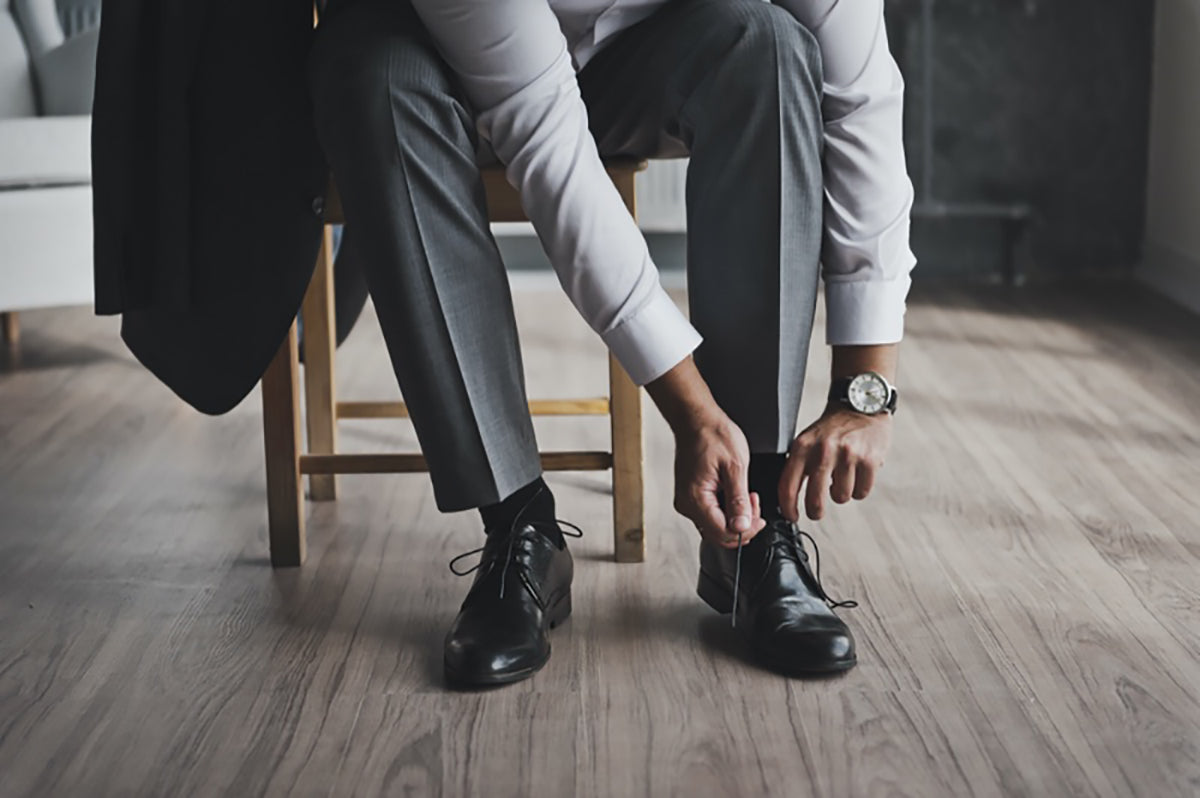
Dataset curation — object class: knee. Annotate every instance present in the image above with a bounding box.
[308,12,469,156]
[719,1,823,92]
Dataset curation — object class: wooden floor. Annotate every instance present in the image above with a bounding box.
[1,278,1198,797]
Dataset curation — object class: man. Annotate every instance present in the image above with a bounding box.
[92,0,912,686]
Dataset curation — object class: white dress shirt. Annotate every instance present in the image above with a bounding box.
[409,0,916,386]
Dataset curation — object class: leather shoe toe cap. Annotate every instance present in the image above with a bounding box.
[444,630,549,686]
[754,619,856,675]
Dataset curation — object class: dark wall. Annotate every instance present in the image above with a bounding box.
[886,0,1156,280]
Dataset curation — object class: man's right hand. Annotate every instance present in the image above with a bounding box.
[645,356,766,548]
[671,412,766,548]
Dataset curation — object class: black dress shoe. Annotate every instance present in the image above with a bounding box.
[443,519,579,687]
[697,519,858,676]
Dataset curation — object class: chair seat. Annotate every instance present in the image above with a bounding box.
[323,157,646,226]
[0,115,91,189]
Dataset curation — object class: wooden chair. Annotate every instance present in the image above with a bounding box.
[260,160,649,567]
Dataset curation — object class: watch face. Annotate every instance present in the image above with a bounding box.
[848,372,889,414]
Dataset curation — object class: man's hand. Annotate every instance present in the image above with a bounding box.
[645,355,766,548]
[778,403,893,522]
[672,412,767,548]
[776,342,900,522]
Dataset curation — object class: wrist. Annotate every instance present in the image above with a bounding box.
[824,399,892,419]
[829,343,900,417]
[830,343,898,383]
[645,355,725,435]
[827,373,898,417]
[660,391,725,437]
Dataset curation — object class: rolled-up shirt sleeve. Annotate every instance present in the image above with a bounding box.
[777,0,917,346]
[409,0,701,385]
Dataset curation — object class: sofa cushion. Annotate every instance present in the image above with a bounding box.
[0,0,38,119]
[0,115,90,187]
[0,183,94,311]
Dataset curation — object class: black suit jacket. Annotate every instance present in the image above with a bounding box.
[92,0,328,414]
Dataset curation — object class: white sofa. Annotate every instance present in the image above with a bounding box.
[0,0,97,342]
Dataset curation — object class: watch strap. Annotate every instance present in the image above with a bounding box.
[827,377,851,404]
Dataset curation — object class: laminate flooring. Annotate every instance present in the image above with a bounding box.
[1,277,1198,797]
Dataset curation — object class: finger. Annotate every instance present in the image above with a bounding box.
[805,455,833,521]
[830,447,856,504]
[707,511,745,548]
[744,491,767,539]
[750,491,766,531]
[779,443,809,522]
[853,460,875,500]
[691,489,728,542]
[719,458,754,535]
[704,489,761,550]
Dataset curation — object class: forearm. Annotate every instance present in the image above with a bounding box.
[830,343,898,383]
[645,344,900,429]
[644,355,724,434]
[646,354,764,542]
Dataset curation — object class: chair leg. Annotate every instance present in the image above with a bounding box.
[301,225,338,501]
[609,354,645,563]
[608,167,646,562]
[1,312,18,346]
[262,322,306,567]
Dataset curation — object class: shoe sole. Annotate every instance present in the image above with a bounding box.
[696,571,857,676]
[443,590,572,688]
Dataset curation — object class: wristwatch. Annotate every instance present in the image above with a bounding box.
[828,371,898,416]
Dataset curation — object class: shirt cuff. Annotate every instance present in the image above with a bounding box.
[600,287,703,386]
[823,274,912,346]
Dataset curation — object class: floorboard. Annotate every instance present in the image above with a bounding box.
[1,278,1198,797]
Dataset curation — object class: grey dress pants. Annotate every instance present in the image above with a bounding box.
[308,0,824,512]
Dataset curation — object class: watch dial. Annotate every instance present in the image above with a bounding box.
[848,373,888,414]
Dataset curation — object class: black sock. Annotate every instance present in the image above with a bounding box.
[479,476,560,542]
[748,453,788,519]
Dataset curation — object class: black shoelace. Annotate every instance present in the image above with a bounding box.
[448,484,582,600]
[730,519,858,628]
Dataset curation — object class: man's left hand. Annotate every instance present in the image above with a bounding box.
[778,403,893,522]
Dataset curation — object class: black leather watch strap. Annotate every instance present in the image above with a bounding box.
[827,378,852,404]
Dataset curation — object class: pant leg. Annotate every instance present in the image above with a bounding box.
[308,0,541,511]
[578,0,825,453]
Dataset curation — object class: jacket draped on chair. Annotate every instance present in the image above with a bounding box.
[92,0,328,414]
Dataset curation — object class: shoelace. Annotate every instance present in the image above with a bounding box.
[448,518,582,599]
[729,520,858,628]
[448,484,582,600]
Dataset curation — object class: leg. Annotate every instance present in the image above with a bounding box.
[580,0,825,460]
[308,0,541,511]
[262,322,306,566]
[301,225,338,501]
[583,4,857,678]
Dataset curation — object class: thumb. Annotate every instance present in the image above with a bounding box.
[720,458,754,534]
